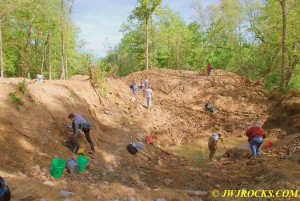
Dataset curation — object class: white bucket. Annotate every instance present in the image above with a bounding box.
[66,159,79,174]
[37,74,44,83]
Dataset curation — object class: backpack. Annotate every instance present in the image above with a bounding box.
[127,144,138,155]
[81,121,93,131]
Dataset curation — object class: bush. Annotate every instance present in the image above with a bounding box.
[18,79,27,94]
[9,92,24,110]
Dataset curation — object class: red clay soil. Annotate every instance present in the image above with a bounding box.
[0,69,299,201]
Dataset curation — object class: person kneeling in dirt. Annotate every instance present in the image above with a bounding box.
[0,177,11,201]
[68,113,94,154]
[64,124,80,154]
[208,133,222,160]
[245,121,266,158]
[205,100,217,113]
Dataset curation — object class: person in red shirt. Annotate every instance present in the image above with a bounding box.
[245,121,266,158]
[207,63,213,76]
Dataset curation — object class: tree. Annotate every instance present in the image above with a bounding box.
[60,0,66,80]
[278,0,299,91]
[130,0,162,70]
[65,0,75,79]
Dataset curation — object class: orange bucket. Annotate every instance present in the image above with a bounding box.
[265,141,273,148]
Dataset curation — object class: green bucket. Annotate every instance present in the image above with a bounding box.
[77,155,89,172]
[50,158,66,178]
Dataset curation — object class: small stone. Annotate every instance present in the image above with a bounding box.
[43,180,55,186]
[17,171,26,177]
[29,165,41,176]
[60,190,75,198]
[157,160,163,166]
[19,192,36,201]
[104,110,113,115]
[156,198,166,201]
[128,196,136,201]
[164,178,173,186]
[124,109,130,114]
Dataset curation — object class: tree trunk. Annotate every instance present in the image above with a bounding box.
[167,37,170,68]
[285,42,300,88]
[239,22,243,66]
[60,0,65,80]
[176,36,179,69]
[0,22,4,78]
[19,25,33,77]
[65,0,75,79]
[146,16,149,70]
[41,42,45,74]
[48,33,52,80]
[279,0,286,92]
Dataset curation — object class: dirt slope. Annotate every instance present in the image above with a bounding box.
[0,69,299,201]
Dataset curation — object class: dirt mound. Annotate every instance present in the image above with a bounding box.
[125,69,271,146]
[220,147,251,160]
[1,69,300,201]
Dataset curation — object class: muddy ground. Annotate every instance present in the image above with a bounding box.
[0,69,299,201]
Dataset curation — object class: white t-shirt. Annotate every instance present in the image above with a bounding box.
[211,133,220,141]
[145,88,153,99]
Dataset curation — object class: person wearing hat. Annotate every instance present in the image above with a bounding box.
[208,133,222,160]
[245,121,266,158]
[68,113,94,154]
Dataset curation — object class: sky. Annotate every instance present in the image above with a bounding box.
[72,0,219,58]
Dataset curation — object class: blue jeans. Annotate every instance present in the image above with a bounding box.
[207,70,211,76]
[249,137,263,158]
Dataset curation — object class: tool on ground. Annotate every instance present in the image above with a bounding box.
[135,147,153,159]
[77,147,84,155]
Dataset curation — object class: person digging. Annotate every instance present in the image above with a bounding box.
[205,100,218,114]
[208,133,222,160]
[245,121,266,158]
[64,124,80,154]
[68,113,94,154]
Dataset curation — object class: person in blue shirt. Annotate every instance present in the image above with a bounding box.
[68,113,94,154]
[208,133,222,160]
[130,83,138,96]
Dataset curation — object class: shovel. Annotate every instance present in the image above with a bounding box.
[135,147,153,159]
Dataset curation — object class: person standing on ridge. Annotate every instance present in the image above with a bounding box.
[207,63,213,76]
[68,113,95,154]
[245,121,266,158]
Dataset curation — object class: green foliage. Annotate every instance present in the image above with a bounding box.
[18,79,27,94]
[100,84,109,98]
[196,149,205,167]
[1,0,92,79]
[99,0,300,92]
[9,92,24,111]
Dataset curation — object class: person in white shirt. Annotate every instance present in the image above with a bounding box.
[144,77,149,89]
[145,87,153,109]
[208,133,222,160]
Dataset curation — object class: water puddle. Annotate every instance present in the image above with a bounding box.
[166,136,249,160]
